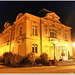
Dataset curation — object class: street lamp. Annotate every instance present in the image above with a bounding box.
[53,41,58,60]
[51,40,58,60]
[73,43,75,47]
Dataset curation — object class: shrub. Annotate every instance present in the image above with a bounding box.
[21,52,35,65]
[3,52,13,66]
[26,52,35,64]
[40,53,48,61]
[35,58,41,64]
[21,56,31,65]
[0,56,4,63]
[10,54,23,67]
[35,53,49,66]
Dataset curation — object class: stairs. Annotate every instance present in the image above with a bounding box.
[57,60,75,66]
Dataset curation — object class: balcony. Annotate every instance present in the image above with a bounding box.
[15,33,26,41]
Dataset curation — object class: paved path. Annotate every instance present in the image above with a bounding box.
[0,64,75,74]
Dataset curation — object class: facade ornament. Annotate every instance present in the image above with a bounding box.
[25,16,29,20]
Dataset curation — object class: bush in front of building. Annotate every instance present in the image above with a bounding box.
[40,53,49,65]
[35,53,49,66]
[10,54,23,67]
[0,56,4,63]
[2,52,23,67]
[35,57,41,64]
[1,52,49,67]
[3,52,13,66]
[40,53,48,61]
[21,52,35,65]
[26,52,35,64]
[20,56,31,65]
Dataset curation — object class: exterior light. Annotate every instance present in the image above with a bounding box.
[55,41,58,44]
[73,43,75,47]
[64,44,68,47]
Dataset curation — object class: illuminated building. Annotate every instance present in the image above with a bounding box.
[0,9,72,60]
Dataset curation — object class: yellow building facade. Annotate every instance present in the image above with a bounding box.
[0,9,72,60]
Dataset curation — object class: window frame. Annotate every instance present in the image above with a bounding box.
[32,44,38,53]
[32,25,37,36]
[50,28,56,38]
[65,33,68,41]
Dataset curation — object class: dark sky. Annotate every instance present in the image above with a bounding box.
[0,1,75,41]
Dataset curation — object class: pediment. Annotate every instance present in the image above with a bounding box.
[44,12,60,20]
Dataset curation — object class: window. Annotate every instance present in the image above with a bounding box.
[50,32,54,38]
[35,44,37,53]
[32,25,37,36]
[32,44,34,53]
[45,25,48,35]
[50,29,56,38]
[20,27,22,36]
[65,33,68,41]
[32,44,38,53]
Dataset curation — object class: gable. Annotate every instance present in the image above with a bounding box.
[44,12,60,20]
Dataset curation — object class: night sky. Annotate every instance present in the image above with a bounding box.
[0,1,75,41]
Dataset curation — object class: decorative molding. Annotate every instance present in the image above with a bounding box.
[25,16,29,20]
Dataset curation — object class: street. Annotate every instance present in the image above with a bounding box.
[0,64,75,74]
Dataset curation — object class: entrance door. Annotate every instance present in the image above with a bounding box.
[61,49,65,56]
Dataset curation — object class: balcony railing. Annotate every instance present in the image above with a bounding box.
[15,33,26,41]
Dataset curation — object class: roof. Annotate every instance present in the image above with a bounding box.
[37,8,52,17]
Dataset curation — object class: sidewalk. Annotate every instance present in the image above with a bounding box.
[57,60,75,66]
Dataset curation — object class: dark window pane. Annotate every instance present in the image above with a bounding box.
[35,47,37,53]
[33,28,34,35]
[35,29,37,35]
[32,47,34,52]
[50,32,54,38]
[35,26,37,28]
[35,44,37,53]
[20,27,22,36]
[32,44,34,53]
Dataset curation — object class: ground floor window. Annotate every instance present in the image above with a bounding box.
[32,44,38,53]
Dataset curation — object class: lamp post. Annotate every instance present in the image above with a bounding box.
[53,43,56,60]
[73,43,75,47]
[51,40,58,60]
[53,41,58,60]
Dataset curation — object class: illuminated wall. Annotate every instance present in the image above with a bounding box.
[0,9,72,60]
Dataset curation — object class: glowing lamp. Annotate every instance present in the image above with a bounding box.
[73,43,75,47]
[55,41,58,44]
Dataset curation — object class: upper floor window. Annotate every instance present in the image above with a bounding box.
[32,25,37,36]
[65,33,68,41]
[20,27,22,36]
[32,44,38,53]
[50,29,56,38]
[45,25,48,35]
